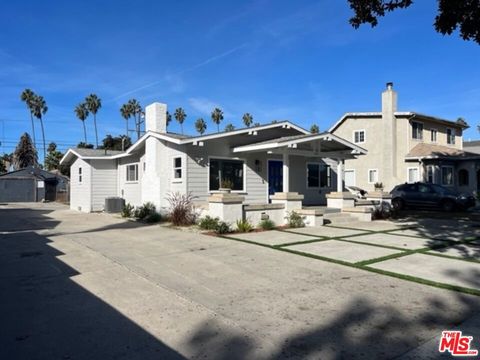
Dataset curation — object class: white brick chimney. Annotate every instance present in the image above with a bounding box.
[382,82,398,185]
[145,102,167,133]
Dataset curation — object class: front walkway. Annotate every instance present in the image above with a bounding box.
[225,220,480,294]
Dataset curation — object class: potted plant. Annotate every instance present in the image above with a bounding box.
[374,182,384,192]
[219,179,234,193]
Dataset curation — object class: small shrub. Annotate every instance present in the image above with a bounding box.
[166,192,197,226]
[235,219,253,233]
[198,215,220,230]
[259,218,275,230]
[286,211,305,228]
[121,203,134,218]
[145,212,162,223]
[215,221,231,234]
[374,182,384,190]
[134,202,156,220]
[373,201,397,220]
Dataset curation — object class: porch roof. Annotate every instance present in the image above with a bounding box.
[405,143,480,161]
[232,132,367,159]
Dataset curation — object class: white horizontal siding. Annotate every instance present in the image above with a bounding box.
[70,158,92,212]
[118,155,142,207]
[91,160,118,211]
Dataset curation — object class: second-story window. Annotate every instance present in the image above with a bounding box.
[430,129,437,142]
[353,130,365,144]
[411,121,423,140]
[447,128,455,145]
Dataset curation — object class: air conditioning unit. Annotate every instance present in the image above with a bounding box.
[104,197,125,213]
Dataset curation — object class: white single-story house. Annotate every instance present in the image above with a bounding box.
[60,103,367,224]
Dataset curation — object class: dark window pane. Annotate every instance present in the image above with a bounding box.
[307,164,319,187]
[174,157,182,168]
[209,160,220,190]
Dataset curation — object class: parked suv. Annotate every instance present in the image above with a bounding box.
[390,182,475,212]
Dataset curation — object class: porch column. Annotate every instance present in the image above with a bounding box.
[336,159,344,192]
[283,150,289,192]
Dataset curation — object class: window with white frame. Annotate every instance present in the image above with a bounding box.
[368,169,378,184]
[426,165,434,183]
[353,130,365,144]
[173,157,182,179]
[209,158,244,191]
[126,164,138,182]
[78,167,82,183]
[307,163,331,188]
[441,166,454,186]
[447,128,455,145]
[430,129,437,142]
[407,167,419,183]
[411,121,423,140]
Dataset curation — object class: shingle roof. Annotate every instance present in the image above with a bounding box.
[406,143,480,159]
[73,148,124,157]
[241,133,327,146]
[464,140,480,147]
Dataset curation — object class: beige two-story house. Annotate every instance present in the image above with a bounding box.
[330,83,479,194]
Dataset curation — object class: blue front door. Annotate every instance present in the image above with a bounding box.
[268,160,283,197]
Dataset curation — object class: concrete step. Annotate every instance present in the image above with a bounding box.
[323,212,357,225]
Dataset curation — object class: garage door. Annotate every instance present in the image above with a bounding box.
[0,178,36,202]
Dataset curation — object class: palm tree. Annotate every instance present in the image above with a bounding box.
[225,123,235,132]
[195,118,207,135]
[242,113,253,127]
[211,107,224,132]
[253,122,261,127]
[174,108,187,134]
[85,94,102,148]
[31,94,48,164]
[20,89,37,149]
[75,103,89,144]
[120,103,132,137]
[310,124,320,134]
[127,99,143,139]
[166,111,172,128]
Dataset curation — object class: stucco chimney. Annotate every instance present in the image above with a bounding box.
[145,102,167,133]
[381,82,398,186]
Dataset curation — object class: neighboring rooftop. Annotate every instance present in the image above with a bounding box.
[406,143,480,160]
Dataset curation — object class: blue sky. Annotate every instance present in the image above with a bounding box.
[1,0,479,157]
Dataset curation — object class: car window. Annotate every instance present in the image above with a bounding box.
[418,184,432,193]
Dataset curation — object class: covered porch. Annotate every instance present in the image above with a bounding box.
[233,132,367,203]
[206,133,369,228]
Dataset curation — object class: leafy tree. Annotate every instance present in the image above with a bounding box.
[20,89,37,149]
[456,117,468,127]
[13,133,38,169]
[0,157,6,173]
[211,107,224,132]
[253,122,261,127]
[195,118,207,135]
[225,123,235,132]
[174,107,187,134]
[348,0,480,44]
[0,153,12,173]
[77,142,94,149]
[85,94,102,148]
[100,134,132,151]
[242,113,253,127]
[75,102,89,144]
[30,94,48,164]
[310,124,320,133]
[44,142,63,171]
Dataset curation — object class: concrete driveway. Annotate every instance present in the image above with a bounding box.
[1,203,480,359]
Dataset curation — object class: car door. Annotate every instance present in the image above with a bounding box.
[417,183,437,207]
[402,184,419,207]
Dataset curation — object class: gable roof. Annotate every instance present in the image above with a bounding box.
[329,111,468,133]
[0,166,66,181]
[61,121,309,165]
[405,143,480,160]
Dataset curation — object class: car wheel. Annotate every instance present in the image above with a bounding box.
[441,200,455,212]
[392,198,404,211]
